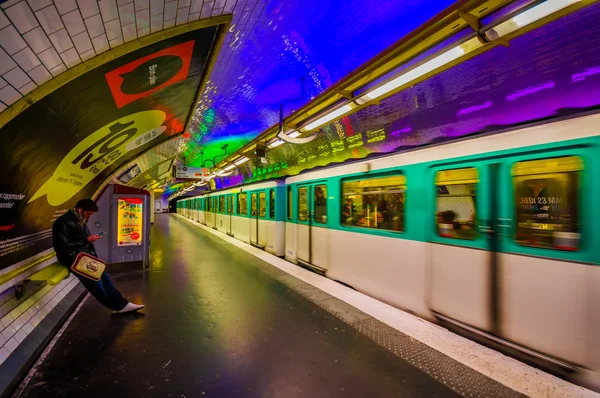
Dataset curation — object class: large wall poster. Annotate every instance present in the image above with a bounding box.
[0,25,221,270]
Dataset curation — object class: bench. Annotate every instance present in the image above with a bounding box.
[27,264,70,286]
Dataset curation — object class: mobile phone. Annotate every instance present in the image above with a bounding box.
[98,231,106,237]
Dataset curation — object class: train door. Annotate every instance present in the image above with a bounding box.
[227,194,234,236]
[296,182,328,272]
[249,192,263,248]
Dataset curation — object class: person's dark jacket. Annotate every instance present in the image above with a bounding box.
[52,210,97,267]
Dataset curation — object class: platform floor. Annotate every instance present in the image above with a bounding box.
[17,215,483,397]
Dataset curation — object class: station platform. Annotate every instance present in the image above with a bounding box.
[12,215,584,397]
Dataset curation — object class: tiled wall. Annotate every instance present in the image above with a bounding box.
[0,262,81,367]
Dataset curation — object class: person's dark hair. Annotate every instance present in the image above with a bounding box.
[76,199,99,212]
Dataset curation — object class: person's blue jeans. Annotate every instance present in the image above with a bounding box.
[75,272,129,311]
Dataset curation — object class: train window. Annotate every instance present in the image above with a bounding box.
[251,193,257,216]
[435,168,478,239]
[298,187,308,221]
[259,192,267,217]
[287,186,292,220]
[238,193,247,215]
[342,175,405,232]
[314,185,327,224]
[219,196,225,213]
[270,189,275,219]
[512,156,582,251]
[228,195,234,214]
[206,197,211,212]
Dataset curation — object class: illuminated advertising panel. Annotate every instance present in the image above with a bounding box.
[117,198,143,246]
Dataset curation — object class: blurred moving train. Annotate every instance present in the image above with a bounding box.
[177,112,600,389]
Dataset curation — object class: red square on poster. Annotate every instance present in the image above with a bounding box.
[105,40,195,108]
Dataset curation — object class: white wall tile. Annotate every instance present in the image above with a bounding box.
[117,0,132,5]
[137,26,148,37]
[0,312,14,328]
[72,31,92,53]
[104,18,120,40]
[0,10,11,29]
[188,11,198,21]
[118,2,134,25]
[48,28,73,53]
[0,333,7,348]
[135,8,148,28]
[1,0,22,10]
[122,22,136,41]
[0,85,21,105]
[0,25,28,54]
[0,48,17,74]
[108,35,122,48]
[200,1,212,18]
[5,2,39,34]
[13,47,41,72]
[163,17,174,28]
[150,0,162,16]
[18,80,37,94]
[211,7,221,16]
[175,6,188,25]
[178,0,190,8]
[134,0,149,11]
[80,47,95,60]
[0,102,6,112]
[14,329,27,343]
[9,305,22,320]
[0,347,10,365]
[53,0,77,15]
[84,14,104,37]
[4,66,31,88]
[38,46,62,69]
[98,0,118,21]
[91,32,109,53]
[61,9,85,36]
[23,26,52,53]
[190,0,201,14]
[36,5,64,34]
[4,337,19,353]
[150,12,161,32]
[28,0,53,12]
[77,0,99,18]
[164,1,175,20]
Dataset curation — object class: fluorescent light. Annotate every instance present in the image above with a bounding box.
[268,139,284,148]
[234,157,249,165]
[357,44,468,104]
[224,164,235,171]
[300,103,355,132]
[288,131,301,138]
[487,0,579,39]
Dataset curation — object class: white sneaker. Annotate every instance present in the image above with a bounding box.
[113,302,145,314]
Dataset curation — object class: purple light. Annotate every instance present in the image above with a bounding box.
[390,127,413,136]
[571,66,600,82]
[457,101,493,116]
[506,82,555,101]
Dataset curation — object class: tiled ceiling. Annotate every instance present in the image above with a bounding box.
[0,0,232,111]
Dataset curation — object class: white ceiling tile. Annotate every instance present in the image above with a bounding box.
[175,6,188,25]
[118,2,134,25]
[49,62,66,76]
[23,26,52,53]
[149,0,162,16]
[38,46,62,69]
[18,80,37,95]
[163,17,174,29]
[48,28,73,53]
[1,0,22,10]
[0,25,27,54]
[53,0,77,15]
[188,11,198,21]
[122,22,136,41]
[28,0,53,12]
[104,18,120,40]
[164,1,176,20]
[76,0,98,18]
[0,85,21,106]
[0,48,17,74]
[98,0,118,21]
[137,26,149,37]
[84,14,103,37]
[27,63,52,84]
[117,0,132,6]
[178,0,190,8]
[135,8,148,28]
[0,76,6,88]
[79,47,94,60]
[61,9,85,35]
[71,31,92,53]
[3,66,31,89]
[108,35,123,48]
[91,33,109,53]
[0,102,6,112]
[0,10,9,29]
[36,6,63,34]
[59,47,80,67]
[134,0,148,11]
[150,12,161,32]
[190,0,201,14]
[13,47,41,71]
[5,1,39,33]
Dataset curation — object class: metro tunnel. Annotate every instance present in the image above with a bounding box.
[0,0,600,397]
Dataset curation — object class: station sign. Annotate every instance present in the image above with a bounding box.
[173,165,211,181]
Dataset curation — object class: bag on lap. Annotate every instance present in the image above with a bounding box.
[71,252,106,281]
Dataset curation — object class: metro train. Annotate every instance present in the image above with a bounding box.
[177,112,600,387]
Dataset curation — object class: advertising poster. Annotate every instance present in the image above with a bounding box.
[0,25,221,270]
[117,198,143,246]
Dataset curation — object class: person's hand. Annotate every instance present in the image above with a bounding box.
[87,234,101,242]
